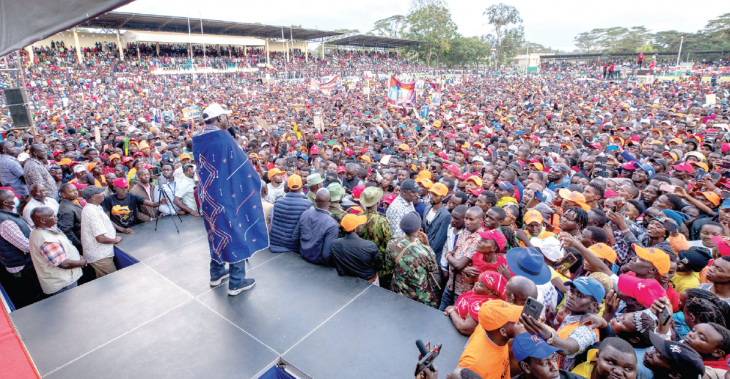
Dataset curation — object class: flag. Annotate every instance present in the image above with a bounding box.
[193,130,269,264]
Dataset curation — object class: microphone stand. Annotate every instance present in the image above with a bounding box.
[154,179,182,233]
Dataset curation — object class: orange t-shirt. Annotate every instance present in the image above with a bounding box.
[458,325,510,379]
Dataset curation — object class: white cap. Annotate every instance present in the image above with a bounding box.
[530,237,563,262]
[18,153,30,162]
[202,103,231,121]
[74,164,87,174]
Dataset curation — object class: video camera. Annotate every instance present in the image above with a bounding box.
[414,339,441,377]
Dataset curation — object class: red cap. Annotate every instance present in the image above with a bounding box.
[344,148,354,156]
[443,164,460,175]
[617,274,666,308]
[352,185,366,200]
[477,229,507,251]
[337,166,346,173]
[310,145,319,155]
[113,178,129,188]
[672,162,694,173]
[383,193,397,204]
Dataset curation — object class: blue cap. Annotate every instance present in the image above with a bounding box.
[565,277,605,302]
[513,332,563,363]
[722,197,730,209]
[638,163,655,179]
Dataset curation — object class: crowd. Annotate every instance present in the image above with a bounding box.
[1,44,730,379]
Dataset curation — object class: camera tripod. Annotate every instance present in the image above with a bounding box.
[155,181,183,233]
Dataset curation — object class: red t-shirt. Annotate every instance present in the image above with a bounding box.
[454,291,499,320]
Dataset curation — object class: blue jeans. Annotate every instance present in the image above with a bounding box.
[439,286,457,311]
[52,281,78,296]
[210,259,246,289]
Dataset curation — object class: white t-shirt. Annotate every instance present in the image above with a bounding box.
[23,197,59,227]
[175,176,197,211]
[80,203,116,263]
[265,182,285,203]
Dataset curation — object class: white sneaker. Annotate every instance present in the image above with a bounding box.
[228,279,256,296]
[209,273,229,287]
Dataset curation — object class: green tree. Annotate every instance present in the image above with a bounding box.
[522,42,555,54]
[406,0,458,67]
[482,3,525,66]
[652,30,684,50]
[443,35,490,68]
[574,31,602,53]
[370,15,407,38]
[705,13,730,40]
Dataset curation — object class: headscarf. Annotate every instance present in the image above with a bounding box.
[478,271,507,300]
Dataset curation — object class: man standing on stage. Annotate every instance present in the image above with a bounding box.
[195,104,269,296]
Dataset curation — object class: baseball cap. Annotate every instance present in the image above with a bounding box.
[565,276,606,302]
[429,183,448,197]
[398,144,410,151]
[341,213,367,232]
[352,185,366,200]
[466,176,483,187]
[113,178,129,188]
[523,209,543,225]
[401,179,419,192]
[479,300,523,331]
[477,229,507,251]
[694,191,720,206]
[202,103,232,121]
[497,181,514,191]
[416,177,433,189]
[287,174,303,190]
[649,332,705,378]
[633,244,671,275]
[588,243,617,264]
[81,185,106,200]
[558,188,590,211]
[73,164,87,174]
[267,168,283,180]
[512,332,563,363]
[672,162,694,173]
[57,158,72,166]
[617,274,666,308]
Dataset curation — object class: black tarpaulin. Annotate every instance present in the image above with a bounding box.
[0,0,133,57]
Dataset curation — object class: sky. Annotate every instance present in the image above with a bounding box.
[118,0,728,51]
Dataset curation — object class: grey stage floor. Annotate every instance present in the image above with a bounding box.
[10,215,468,378]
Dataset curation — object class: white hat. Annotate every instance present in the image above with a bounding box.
[202,103,231,121]
[530,237,563,262]
[18,153,30,162]
[73,164,87,174]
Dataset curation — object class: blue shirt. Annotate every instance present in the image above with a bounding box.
[0,154,29,196]
[547,179,569,192]
[295,207,339,266]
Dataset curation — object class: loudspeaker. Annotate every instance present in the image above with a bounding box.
[2,88,32,128]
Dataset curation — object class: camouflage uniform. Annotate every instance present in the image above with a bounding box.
[385,236,439,308]
[359,209,393,287]
[329,202,347,237]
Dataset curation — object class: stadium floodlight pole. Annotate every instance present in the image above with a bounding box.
[676,36,684,67]
[281,27,288,74]
[187,14,193,69]
[199,13,207,81]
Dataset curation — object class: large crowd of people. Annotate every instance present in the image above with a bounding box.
[1,42,730,379]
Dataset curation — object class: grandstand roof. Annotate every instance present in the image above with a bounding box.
[540,51,679,60]
[78,12,343,41]
[326,35,427,49]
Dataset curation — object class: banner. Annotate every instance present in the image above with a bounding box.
[431,92,442,107]
[182,106,201,120]
[310,74,343,95]
[387,76,416,108]
[318,74,342,96]
[415,79,425,94]
[420,106,430,119]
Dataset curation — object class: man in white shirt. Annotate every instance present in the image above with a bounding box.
[80,186,121,278]
[23,184,59,227]
[174,163,199,216]
[155,163,182,216]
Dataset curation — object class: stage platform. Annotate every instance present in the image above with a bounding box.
[9,215,468,378]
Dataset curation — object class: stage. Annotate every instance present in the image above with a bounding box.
[9,215,468,378]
